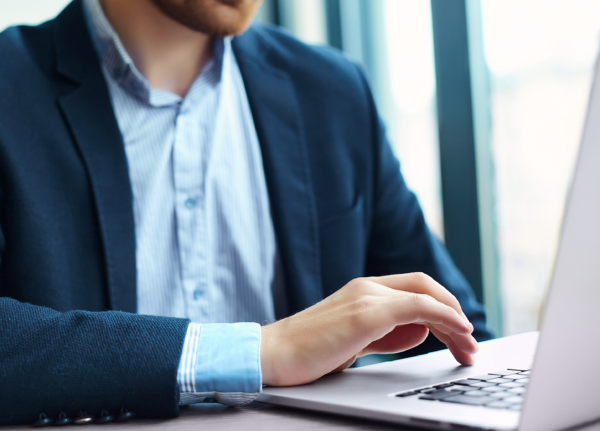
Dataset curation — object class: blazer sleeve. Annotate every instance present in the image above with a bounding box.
[356,66,494,353]
[0,297,189,426]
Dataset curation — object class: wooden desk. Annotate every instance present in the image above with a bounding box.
[3,402,600,430]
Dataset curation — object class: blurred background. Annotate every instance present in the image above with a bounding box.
[2,0,600,339]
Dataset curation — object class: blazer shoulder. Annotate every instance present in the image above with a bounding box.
[0,26,29,77]
[247,24,351,64]
[236,24,369,95]
[0,21,57,92]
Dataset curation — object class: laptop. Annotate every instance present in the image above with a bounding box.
[257,57,600,431]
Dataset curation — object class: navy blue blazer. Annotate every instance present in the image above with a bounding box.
[0,0,492,425]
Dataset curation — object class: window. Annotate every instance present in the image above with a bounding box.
[382,0,443,239]
[479,0,600,335]
[0,0,71,32]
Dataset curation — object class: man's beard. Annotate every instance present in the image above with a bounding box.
[150,0,261,37]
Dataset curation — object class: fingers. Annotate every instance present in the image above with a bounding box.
[367,273,468,321]
[360,324,429,356]
[359,321,477,367]
[329,325,428,374]
[356,278,477,364]
[429,322,479,353]
[429,326,476,366]
[386,293,473,335]
[427,322,478,354]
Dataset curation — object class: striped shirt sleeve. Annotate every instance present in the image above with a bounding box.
[177,322,262,406]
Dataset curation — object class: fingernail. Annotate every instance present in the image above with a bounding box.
[471,336,479,353]
[463,317,474,331]
[461,318,473,332]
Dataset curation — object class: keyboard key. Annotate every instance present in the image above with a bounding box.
[420,388,435,393]
[489,370,518,376]
[520,378,529,383]
[419,390,456,400]
[499,382,524,388]
[489,392,509,399]
[481,386,507,393]
[488,378,513,384]
[508,368,531,372]
[486,401,513,409]
[447,385,466,391]
[470,382,495,388]
[502,373,522,379]
[509,374,529,380]
[454,379,478,386]
[463,391,490,397]
[434,383,453,389]
[508,387,526,395]
[460,386,482,392]
[504,396,523,404]
[396,391,418,397]
[442,395,497,406]
[468,375,499,381]
[509,404,522,411]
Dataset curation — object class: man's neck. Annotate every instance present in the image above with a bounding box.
[101,0,213,97]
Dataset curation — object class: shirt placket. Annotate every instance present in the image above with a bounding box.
[174,96,209,319]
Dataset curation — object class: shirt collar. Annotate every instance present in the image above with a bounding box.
[82,0,229,106]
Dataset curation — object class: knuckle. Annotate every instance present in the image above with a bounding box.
[410,293,435,314]
[351,278,377,295]
[411,271,432,286]
[449,294,461,309]
[423,293,435,302]
[408,294,424,320]
[352,295,375,312]
[348,295,381,329]
[350,277,368,285]
[414,293,434,304]
[411,272,433,291]
[410,292,424,308]
[409,293,442,323]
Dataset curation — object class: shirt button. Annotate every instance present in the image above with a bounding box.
[193,289,203,300]
[184,197,197,209]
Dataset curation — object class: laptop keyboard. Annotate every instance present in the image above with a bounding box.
[395,369,531,411]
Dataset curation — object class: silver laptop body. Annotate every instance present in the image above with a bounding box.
[258,56,600,431]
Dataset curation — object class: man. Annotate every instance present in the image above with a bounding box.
[0,0,491,425]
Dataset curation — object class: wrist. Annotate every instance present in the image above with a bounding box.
[260,324,276,386]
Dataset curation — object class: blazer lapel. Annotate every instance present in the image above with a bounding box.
[233,31,323,314]
[53,1,137,312]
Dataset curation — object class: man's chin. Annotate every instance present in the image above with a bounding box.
[150,0,257,36]
[217,0,247,7]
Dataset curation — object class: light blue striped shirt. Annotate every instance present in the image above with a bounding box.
[83,0,278,405]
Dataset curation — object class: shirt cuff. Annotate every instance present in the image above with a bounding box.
[177,322,262,407]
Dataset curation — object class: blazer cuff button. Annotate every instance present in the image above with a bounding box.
[116,407,136,422]
[32,413,53,427]
[73,412,95,425]
[53,412,74,426]
[95,410,115,424]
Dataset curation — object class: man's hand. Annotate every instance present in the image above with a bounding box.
[260,273,478,386]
